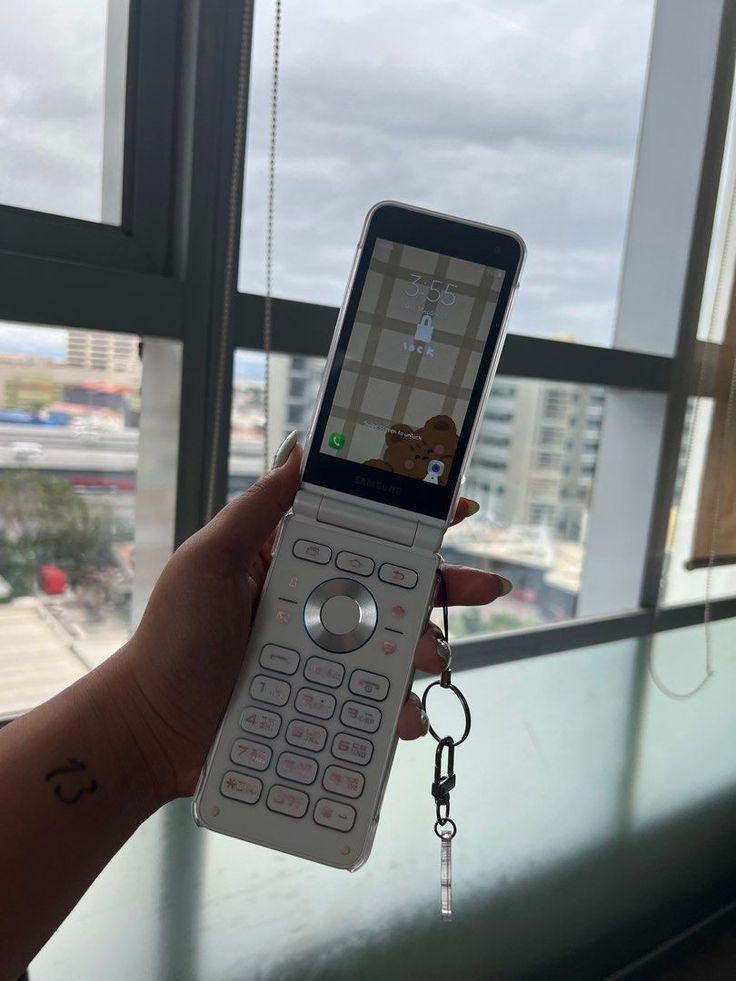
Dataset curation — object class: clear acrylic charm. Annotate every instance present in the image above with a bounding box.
[440,830,453,921]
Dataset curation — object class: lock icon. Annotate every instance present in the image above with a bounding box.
[415,313,434,343]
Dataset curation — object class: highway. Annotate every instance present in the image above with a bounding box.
[0,422,263,496]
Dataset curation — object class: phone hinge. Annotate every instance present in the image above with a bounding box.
[293,488,445,552]
[294,489,418,546]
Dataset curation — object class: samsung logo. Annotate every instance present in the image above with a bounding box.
[354,475,402,495]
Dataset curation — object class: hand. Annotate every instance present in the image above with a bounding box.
[114,442,510,804]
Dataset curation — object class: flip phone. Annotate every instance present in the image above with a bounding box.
[193,202,525,869]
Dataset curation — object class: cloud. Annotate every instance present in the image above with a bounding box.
[0,1,108,220]
[0,0,656,348]
[238,0,655,347]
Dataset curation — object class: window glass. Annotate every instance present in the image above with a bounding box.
[0,323,140,718]
[0,1,129,222]
[239,0,654,348]
[232,354,605,637]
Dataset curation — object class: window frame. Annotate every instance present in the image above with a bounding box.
[0,0,732,699]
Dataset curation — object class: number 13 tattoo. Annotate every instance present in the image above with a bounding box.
[45,758,98,805]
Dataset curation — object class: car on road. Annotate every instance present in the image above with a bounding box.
[11,441,44,461]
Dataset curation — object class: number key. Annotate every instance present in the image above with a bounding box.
[250,675,291,707]
[331,732,373,766]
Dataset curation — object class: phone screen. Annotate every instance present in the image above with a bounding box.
[319,238,506,488]
[303,205,523,520]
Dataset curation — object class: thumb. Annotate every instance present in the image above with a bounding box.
[197,442,302,572]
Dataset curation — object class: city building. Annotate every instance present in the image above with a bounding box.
[465,378,605,543]
[67,330,140,373]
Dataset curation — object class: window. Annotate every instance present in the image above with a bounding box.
[0,2,129,222]
[480,434,511,448]
[491,383,517,398]
[540,427,563,446]
[543,391,568,419]
[0,323,143,718]
[239,0,655,350]
[529,503,555,524]
[3,2,736,975]
[536,452,563,469]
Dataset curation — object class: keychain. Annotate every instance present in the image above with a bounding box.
[421,568,472,922]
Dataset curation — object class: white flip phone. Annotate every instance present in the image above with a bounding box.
[193,202,525,869]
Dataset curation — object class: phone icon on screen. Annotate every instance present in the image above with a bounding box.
[328,432,345,450]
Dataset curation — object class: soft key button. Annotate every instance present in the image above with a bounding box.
[250,675,290,707]
[267,785,309,818]
[293,540,332,564]
[348,669,390,702]
[240,707,281,738]
[336,551,375,577]
[259,644,299,675]
[378,563,418,589]
[340,700,381,733]
[314,798,356,832]
[220,771,262,804]
[304,656,344,688]
[323,765,364,799]
[230,738,272,771]
[295,687,336,720]
[285,719,327,752]
[276,751,318,785]
[332,733,374,766]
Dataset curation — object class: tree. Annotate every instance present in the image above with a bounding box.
[0,471,114,590]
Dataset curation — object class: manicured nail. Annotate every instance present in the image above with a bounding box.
[465,498,480,516]
[272,430,298,468]
[497,576,513,597]
[419,710,430,736]
[436,635,451,667]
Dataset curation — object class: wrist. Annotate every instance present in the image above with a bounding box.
[95,646,180,813]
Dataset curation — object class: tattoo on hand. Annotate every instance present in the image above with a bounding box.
[45,757,98,805]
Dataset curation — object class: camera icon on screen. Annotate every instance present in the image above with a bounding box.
[424,460,444,485]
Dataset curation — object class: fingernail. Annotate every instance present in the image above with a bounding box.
[497,575,513,597]
[436,635,451,667]
[465,498,480,516]
[420,710,430,736]
[272,430,298,468]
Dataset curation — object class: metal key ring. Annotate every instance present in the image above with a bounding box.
[434,818,457,839]
[422,680,472,747]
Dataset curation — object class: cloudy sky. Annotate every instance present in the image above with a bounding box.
[0,0,654,354]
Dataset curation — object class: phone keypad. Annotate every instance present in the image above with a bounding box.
[378,563,418,589]
[336,551,375,577]
[215,534,421,842]
[221,771,262,804]
[267,785,309,818]
[295,687,336,720]
[331,732,374,766]
[259,644,300,675]
[340,700,381,733]
[314,798,357,832]
[276,752,318,785]
[293,540,332,564]
[304,656,345,688]
[240,707,282,738]
[323,765,364,799]
[250,675,291,707]
[231,738,272,770]
[348,669,390,702]
[285,719,328,752]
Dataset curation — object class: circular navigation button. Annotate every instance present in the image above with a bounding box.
[321,594,361,635]
[304,578,377,654]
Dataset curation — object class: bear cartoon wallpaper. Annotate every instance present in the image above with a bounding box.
[362,415,459,486]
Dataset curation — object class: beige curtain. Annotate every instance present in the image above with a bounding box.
[688,271,736,569]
